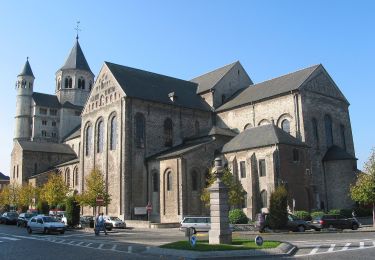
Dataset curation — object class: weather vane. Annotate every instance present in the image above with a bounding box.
[75,21,81,40]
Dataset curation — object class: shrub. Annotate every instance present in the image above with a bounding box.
[354,207,372,217]
[268,186,288,229]
[294,211,311,221]
[328,209,340,215]
[311,211,325,219]
[65,196,80,227]
[229,209,248,224]
[339,209,353,218]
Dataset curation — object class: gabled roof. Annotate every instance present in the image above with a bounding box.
[105,62,211,111]
[60,40,93,74]
[323,145,357,161]
[222,124,307,153]
[18,59,34,78]
[63,125,81,142]
[0,172,10,181]
[18,141,76,155]
[61,101,83,110]
[191,61,238,94]
[55,158,80,167]
[208,126,237,137]
[148,138,214,161]
[217,64,320,112]
[32,92,60,108]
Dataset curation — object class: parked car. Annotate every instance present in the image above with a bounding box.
[27,215,66,234]
[179,216,211,233]
[310,214,359,231]
[17,213,36,227]
[104,216,126,229]
[256,213,311,232]
[80,215,113,231]
[0,212,19,225]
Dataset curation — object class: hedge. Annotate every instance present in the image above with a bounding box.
[229,209,248,224]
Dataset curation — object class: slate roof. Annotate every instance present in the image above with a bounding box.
[222,124,307,153]
[0,172,10,181]
[55,158,80,167]
[62,101,83,110]
[191,61,238,94]
[148,138,214,160]
[216,64,320,112]
[323,145,357,161]
[60,40,93,74]
[18,141,76,155]
[63,125,81,141]
[208,126,237,137]
[18,59,34,77]
[32,92,60,108]
[105,62,211,111]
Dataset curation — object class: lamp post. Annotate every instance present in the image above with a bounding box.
[209,157,232,244]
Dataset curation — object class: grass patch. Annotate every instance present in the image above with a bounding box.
[160,239,281,251]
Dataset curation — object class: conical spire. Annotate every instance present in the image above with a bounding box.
[18,58,34,78]
[60,39,92,73]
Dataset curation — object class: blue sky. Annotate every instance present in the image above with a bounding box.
[0,1,374,175]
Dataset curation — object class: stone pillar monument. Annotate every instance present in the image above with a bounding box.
[209,157,232,245]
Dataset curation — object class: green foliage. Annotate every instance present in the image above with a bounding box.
[37,200,49,215]
[229,209,248,224]
[350,173,375,205]
[40,174,69,208]
[65,196,80,227]
[268,186,288,229]
[77,168,111,208]
[328,209,340,215]
[0,182,20,209]
[294,211,311,221]
[19,184,38,210]
[200,167,246,207]
[311,211,325,219]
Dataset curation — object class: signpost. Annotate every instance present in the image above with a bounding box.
[255,235,264,246]
[96,196,104,206]
[146,202,152,221]
[190,235,197,247]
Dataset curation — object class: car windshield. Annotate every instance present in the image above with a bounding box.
[8,213,18,217]
[25,213,34,218]
[42,217,58,222]
[109,217,121,221]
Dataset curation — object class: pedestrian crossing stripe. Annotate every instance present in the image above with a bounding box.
[295,241,375,257]
[0,237,20,241]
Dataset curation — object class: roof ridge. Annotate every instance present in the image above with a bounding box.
[190,60,238,81]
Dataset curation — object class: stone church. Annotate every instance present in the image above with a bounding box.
[10,37,357,222]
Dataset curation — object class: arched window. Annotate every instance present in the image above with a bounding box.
[242,192,248,208]
[85,125,92,156]
[258,119,270,126]
[135,113,145,148]
[65,169,70,187]
[73,167,78,187]
[97,120,104,153]
[324,115,333,147]
[166,171,172,191]
[82,79,85,89]
[281,119,290,134]
[64,78,69,88]
[340,124,346,150]
[68,78,72,88]
[164,118,173,147]
[260,190,267,208]
[312,118,319,145]
[34,163,37,174]
[191,170,198,191]
[293,148,299,162]
[244,123,252,130]
[78,79,82,89]
[110,116,117,150]
[152,172,159,192]
[194,121,200,136]
[58,79,61,90]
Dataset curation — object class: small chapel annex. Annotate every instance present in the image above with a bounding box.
[11,37,357,222]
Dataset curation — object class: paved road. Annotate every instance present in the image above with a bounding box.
[1,223,375,259]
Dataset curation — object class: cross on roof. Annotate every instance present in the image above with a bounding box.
[75,21,81,40]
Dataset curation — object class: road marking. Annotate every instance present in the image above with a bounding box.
[111,244,117,250]
[309,245,320,255]
[360,242,364,248]
[342,243,351,251]
[68,241,76,245]
[98,243,104,249]
[373,241,375,247]
[0,236,20,241]
[328,244,335,252]
[77,242,84,246]
[85,243,93,247]
[128,246,133,253]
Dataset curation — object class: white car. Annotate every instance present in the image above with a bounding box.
[27,215,66,234]
[104,216,126,229]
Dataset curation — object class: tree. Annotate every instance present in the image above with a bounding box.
[0,182,20,210]
[40,173,69,209]
[350,148,375,227]
[19,184,38,211]
[200,167,246,207]
[268,185,288,230]
[65,195,81,227]
[78,168,111,212]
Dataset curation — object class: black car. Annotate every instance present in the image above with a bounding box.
[310,214,359,231]
[17,213,36,227]
[255,213,311,232]
[0,212,19,225]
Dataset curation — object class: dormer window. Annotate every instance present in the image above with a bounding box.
[168,92,177,102]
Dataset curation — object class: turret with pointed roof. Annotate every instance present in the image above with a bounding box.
[55,38,94,107]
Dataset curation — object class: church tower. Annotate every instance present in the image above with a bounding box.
[55,36,94,106]
[14,58,34,141]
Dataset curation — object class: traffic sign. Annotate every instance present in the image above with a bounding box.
[255,235,264,246]
[190,235,197,247]
[146,203,152,212]
[96,196,104,206]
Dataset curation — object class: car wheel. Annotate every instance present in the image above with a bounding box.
[297,225,305,232]
[315,228,321,231]
[329,224,334,229]
[60,230,65,234]
[27,227,32,234]
[352,224,359,230]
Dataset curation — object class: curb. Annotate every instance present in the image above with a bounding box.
[237,227,375,236]
[144,242,296,259]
